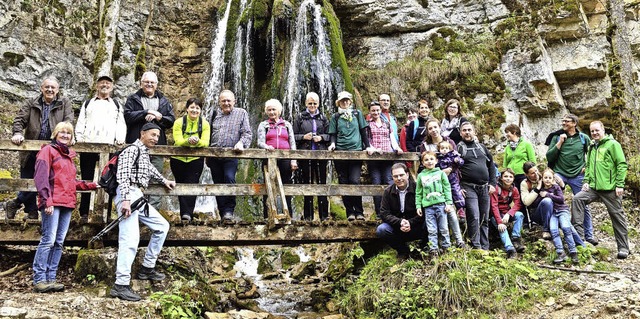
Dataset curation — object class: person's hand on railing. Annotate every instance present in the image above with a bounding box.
[163,179,176,190]
[365,146,376,155]
[11,134,24,145]
[233,141,245,152]
[328,143,336,151]
[264,145,275,150]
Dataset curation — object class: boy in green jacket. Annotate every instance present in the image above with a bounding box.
[571,121,629,259]
[416,151,454,255]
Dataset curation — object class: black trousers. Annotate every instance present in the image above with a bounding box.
[170,157,204,218]
[299,159,328,220]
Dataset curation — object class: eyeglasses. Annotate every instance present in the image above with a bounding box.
[562,119,574,123]
[142,81,157,85]
[42,85,58,90]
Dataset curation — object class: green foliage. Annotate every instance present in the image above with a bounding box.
[335,249,557,318]
[325,243,364,282]
[135,44,147,81]
[150,291,204,319]
[281,249,301,269]
[329,199,346,220]
[322,0,353,92]
[599,220,614,237]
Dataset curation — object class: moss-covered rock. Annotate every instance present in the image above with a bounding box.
[74,249,116,284]
[322,0,353,92]
[280,249,301,270]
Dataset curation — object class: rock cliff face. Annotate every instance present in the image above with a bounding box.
[0,0,639,187]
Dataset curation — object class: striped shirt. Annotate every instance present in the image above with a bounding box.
[116,139,165,200]
[210,107,252,148]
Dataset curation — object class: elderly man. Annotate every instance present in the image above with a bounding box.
[378,94,399,142]
[123,71,175,208]
[207,90,252,221]
[457,121,497,250]
[376,163,425,260]
[110,123,176,302]
[572,121,629,259]
[545,113,595,244]
[5,76,74,221]
[75,74,127,223]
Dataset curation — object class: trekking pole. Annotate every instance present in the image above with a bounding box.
[88,197,148,245]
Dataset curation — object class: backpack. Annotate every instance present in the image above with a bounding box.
[98,145,141,196]
[457,141,499,178]
[181,115,203,138]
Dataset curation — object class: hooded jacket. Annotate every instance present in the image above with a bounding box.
[584,135,627,191]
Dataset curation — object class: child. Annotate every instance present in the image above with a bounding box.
[540,168,579,264]
[416,151,454,255]
[490,168,526,258]
[436,141,466,248]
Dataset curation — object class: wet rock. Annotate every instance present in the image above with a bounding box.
[228,309,270,319]
[237,284,260,299]
[309,286,332,311]
[0,307,27,319]
[261,272,281,280]
[291,260,316,281]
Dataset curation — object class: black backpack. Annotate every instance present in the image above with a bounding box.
[98,145,141,196]
[181,115,203,138]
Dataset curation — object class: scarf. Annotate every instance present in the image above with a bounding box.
[338,107,353,122]
[51,139,69,155]
[441,116,460,137]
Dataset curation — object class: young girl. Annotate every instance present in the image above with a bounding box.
[540,168,579,264]
[436,141,466,248]
[416,151,454,255]
[490,168,526,258]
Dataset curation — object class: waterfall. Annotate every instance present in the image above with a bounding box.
[283,0,336,118]
[204,0,233,118]
[231,0,250,107]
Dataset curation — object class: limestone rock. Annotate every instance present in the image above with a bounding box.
[227,309,270,319]
[0,307,27,319]
[565,295,580,306]
[548,36,610,81]
[205,313,231,319]
[291,260,316,281]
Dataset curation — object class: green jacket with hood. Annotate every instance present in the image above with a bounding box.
[584,135,627,191]
[415,167,452,210]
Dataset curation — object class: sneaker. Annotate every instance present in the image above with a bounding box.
[617,250,629,259]
[137,266,166,281]
[34,281,53,293]
[553,251,567,264]
[506,249,517,259]
[181,214,191,222]
[110,284,141,301]
[4,199,20,220]
[586,238,599,246]
[47,281,65,292]
[23,211,39,221]
[221,212,233,222]
[512,238,526,253]
[347,214,356,221]
[569,252,579,264]
[542,232,552,240]
[355,214,365,221]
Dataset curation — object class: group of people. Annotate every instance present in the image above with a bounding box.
[377,112,630,264]
[4,73,630,300]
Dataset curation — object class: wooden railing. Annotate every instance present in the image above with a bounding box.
[0,140,419,228]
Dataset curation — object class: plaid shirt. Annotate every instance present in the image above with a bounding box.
[210,107,252,148]
[368,119,393,152]
[116,139,165,200]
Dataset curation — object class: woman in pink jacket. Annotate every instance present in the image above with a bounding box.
[32,122,98,293]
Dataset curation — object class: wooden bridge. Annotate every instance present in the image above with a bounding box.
[0,140,419,246]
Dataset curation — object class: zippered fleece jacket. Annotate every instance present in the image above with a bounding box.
[584,135,627,191]
[416,167,452,210]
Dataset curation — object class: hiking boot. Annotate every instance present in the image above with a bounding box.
[347,214,356,222]
[47,281,65,292]
[24,211,39,221]
[512,237,526,253]
[355,213,365,221]
[33,281,53,293]
[542,232,552,240]
[137,266,166,281]
[617,250,629,259]
[506,249,517,259]
[586,237,599,246]
[221,212,233,222]
[553,251,567,264]
[4,199,20,220]
[569,252,579,264]
[181,214,191,222]
[110,284,141,301]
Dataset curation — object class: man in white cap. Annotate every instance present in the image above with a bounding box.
[75,74,127,223]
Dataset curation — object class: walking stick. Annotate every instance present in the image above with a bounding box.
[88,197,149,245]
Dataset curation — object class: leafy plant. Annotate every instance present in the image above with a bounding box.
[150,291,203,319]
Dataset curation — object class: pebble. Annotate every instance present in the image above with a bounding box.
[0,307,27,318]
[565,295,579,306]
[544,297,556,306]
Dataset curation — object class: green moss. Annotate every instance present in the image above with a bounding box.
[322,0,353,92]
[472,102,506,139]
[329,199,346,220]
[281,249,301,269]
[3,52,25,67]
[74,249,114,284]
[20,0,33,12]
[111,65,128,81]
[250,0,271,31]
[135,44,146,81]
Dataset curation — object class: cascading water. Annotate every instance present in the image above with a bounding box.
[231,0,254,109]
[203,0,233,116]
[282,0,338,118]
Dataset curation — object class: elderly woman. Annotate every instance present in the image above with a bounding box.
[367,101,403,217]
[257,99,297,218]
[440,99,467,145]
[293,92,330,221]
[170,98,210,222]
[33,122,98,293]
[328,91,374,221]
[503,123,536,192]
[404,100,432,153]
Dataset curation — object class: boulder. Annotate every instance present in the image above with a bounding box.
[548,36,610,81]
[291,260,317,281]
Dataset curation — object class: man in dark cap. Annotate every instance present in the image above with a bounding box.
[75,73,127,223]
[110,122,176,302]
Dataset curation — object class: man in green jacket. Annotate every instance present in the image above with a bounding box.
[546,113,597,244]
[571,121,629,259]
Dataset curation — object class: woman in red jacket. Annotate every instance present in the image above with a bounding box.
[32,122,98,293]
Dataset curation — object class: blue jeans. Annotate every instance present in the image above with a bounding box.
[490,211,524,251]
[528,197,552,232]
[447,210,464,244]
[206,158,239,215]
[32,207,72,284]
[556,172,593,240]
[424,204,451,251]
[462,183,490,249]
[550,210,577,254]
[114,186,170,285]
[368,160,393,216]
[376,222,426,255]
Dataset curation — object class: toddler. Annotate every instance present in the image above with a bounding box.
[436,141,466,247]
